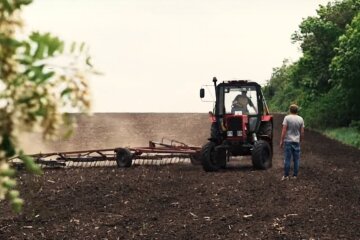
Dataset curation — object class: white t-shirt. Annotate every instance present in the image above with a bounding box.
[282,114,305,143]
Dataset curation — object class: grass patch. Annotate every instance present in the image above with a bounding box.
[324,127,360,149]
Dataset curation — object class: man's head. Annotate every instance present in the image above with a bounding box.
[289,104,299,114]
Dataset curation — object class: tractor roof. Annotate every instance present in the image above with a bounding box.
[219,80,261,87]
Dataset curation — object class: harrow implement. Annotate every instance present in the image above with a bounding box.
[10,138,202,168]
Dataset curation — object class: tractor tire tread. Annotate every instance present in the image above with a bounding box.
[201,142,226,172]
[252,140,272,170]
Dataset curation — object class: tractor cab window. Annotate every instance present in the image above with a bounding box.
[223,86,258,115]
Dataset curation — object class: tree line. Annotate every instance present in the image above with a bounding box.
[263,0,360,129]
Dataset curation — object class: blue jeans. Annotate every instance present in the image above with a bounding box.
[284,142,300,177]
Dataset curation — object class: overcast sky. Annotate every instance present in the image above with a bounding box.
[23,0,329,113]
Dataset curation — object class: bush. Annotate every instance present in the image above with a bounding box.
[324,128,360,149]
[300,87,350,129]
[349,120,360,131]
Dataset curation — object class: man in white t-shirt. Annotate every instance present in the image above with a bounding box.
[280,104,305,180]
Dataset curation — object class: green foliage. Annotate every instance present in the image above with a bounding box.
[0,0,32,14]
[0,0,95,212]
[18,152,42,175]
[291,0,360,94]
[265,0,360,129]
[263,60,303,112]
[330,12,360,121]
[349,120,360,130]
[324,127,360,148]
[300,87,350,128]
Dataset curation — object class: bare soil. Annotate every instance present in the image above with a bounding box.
[1,113,359,239]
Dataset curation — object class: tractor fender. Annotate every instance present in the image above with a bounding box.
[261,115,273,122]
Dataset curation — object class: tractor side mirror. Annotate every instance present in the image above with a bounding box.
[200,88,205,98]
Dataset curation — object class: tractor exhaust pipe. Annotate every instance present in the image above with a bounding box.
[213,77,217,88]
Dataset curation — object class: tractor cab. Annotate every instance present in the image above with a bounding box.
[216,82,263,142]
[199,77,273,172]
[222,85,258,115]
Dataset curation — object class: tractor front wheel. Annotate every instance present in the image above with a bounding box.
[201,142,226,172]
[251,140,272,170]
[116,148,133,168]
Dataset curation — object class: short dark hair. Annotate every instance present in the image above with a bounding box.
[289,104,299,114]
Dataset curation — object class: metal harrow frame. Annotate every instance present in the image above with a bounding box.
[10,138,202,168]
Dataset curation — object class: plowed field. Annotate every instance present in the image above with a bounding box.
[0,113,359,239]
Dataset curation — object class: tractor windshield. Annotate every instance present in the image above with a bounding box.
[222,86,258,115]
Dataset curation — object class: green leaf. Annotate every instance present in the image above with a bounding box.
[86,56,93,67]
[0,133,16,158]
[18,153,42,175]
[70,41,76,53]
[22,41,32,56]
[61,88,73,97]
[34,106,46,117]
[1,0,32,13]
[18,56,33,65]
[47,35,64,56]
[34,42,45,59]
[0,35,22,48]
[15,0,33,8]
[79,42,85,52]
[2,0,14,13]
[2,178,16,189]
[39,71,55,84]
[11,198,24,213]
[29,65,45,81]
[0,168,16,177]
[8,190,20,200]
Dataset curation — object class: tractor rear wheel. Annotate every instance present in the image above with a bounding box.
[201,142,226,172]
[116,148,133,168]
[251,140,272,170]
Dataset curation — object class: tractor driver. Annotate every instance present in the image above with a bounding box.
[231,91,257,114]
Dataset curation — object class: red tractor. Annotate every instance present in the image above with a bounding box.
[200,77,273,172]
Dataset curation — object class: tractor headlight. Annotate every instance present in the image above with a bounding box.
[227,131,233,137]
[237,131,242,136]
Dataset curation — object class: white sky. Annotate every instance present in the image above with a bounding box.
[22,0,329,113]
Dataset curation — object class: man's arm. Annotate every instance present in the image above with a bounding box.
[248,98,258,113]
[300,126,304,142]
[280,125,287,148]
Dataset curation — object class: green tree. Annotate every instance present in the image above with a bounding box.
[331,12,360,122]
[265,0,360,128]
[291,0,360,95]
[0,0,94,211]
[263,60,302,112]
